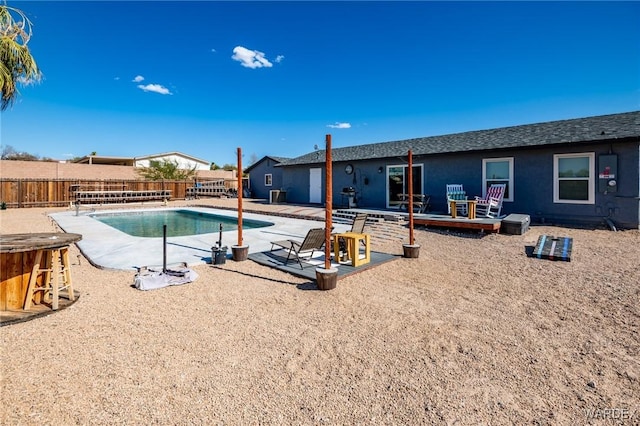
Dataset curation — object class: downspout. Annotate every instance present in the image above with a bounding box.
[604,217,617,232]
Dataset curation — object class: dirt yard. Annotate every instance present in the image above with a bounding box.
[1,200,638,425]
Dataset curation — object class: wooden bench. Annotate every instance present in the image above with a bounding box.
[187,180,226,199]
[74,190,171,204]
[397,194,430,213]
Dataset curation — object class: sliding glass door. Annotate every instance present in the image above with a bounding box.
[387,164,423,208]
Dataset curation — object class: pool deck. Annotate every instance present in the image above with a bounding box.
[50,207,351,271]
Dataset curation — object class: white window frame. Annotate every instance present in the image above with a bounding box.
[385,163,424,209]
[482,157,513,202]
[553,152,595,204]
[264,173,272,187]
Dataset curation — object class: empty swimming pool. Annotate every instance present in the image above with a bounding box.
[90,209,273,238]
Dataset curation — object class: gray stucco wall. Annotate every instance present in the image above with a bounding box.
[279,140,640,229]
[280,166,312,204]
[247,158,284,200]
[424,142,639,228]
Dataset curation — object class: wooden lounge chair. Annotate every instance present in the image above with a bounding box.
[475,183,506,218]
[270,228,327,269]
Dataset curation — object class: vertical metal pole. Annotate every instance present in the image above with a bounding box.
[408,150,414,245]
[163,224,167,273]
[325,134,333,270]
[237,147,243,246]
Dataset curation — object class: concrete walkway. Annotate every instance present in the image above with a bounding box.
[50,206,352,271]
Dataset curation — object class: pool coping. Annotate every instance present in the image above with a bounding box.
[50,207,350,271]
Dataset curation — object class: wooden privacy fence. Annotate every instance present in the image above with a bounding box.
[0,179,235,208]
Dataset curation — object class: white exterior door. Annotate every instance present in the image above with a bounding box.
[309,168,322,204]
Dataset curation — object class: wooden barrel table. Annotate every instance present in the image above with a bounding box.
[0,233,82,312]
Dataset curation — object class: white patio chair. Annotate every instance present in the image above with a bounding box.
[475,184,506,218]
[446,184,468,216]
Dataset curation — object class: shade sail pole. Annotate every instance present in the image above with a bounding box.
[324,134,333,270]
[408,149,414,245]
[237,147,243,246]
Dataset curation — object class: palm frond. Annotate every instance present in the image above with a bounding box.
[0,5,41,110]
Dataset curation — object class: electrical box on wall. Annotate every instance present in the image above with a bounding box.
[598,154,618,193]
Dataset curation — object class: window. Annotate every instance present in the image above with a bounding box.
[482,157,513,201]
[264,174,272,186]
[554,153,595,204]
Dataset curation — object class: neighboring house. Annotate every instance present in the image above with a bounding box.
[73,152,210,171]
[134,152,210,171]
[245,156,290,200]
[20,151,231,180]
[72,155,135,166]
[276,111,640,229]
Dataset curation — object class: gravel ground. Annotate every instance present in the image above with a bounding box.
[1,199,639,425]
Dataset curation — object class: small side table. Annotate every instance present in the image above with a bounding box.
[450,200,478,219]
[332,232,370,267]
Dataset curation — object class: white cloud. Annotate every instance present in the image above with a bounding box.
[275,55,285,63]
[231,46,273,69]
[132,75,144,83]
[327,122,352,129]
[137,84,172,95]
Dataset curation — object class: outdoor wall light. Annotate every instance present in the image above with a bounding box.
[378,167,383,174]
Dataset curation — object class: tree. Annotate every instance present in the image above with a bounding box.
[1,144,38,160]
[0,4,42,111]
[137,159,197,181]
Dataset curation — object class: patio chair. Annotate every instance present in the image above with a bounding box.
[446,184,468,216]
[475,184,506,218]
[349,212,368,234]
[270,228,327,269]
[333,212,368,253]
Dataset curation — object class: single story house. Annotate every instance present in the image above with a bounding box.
[73,151,211,171]
[133,152,210,171]
[264,111,639,229]
[72,155,135,166]
[244,156,290,201]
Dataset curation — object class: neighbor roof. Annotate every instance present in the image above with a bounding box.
[282,111,640,166]
[134,151,210,165]
[72,155,135,166]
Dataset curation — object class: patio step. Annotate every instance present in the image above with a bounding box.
[333,209,403,223]
[333,209,407,242]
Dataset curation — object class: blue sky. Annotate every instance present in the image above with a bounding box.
[2,1,639,167]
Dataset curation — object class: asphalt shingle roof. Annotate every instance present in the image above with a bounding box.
[244,155,291,172]
[267,156,290,163]
[281,111,640,166]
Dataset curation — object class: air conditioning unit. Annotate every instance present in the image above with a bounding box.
[269,190,286,204]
